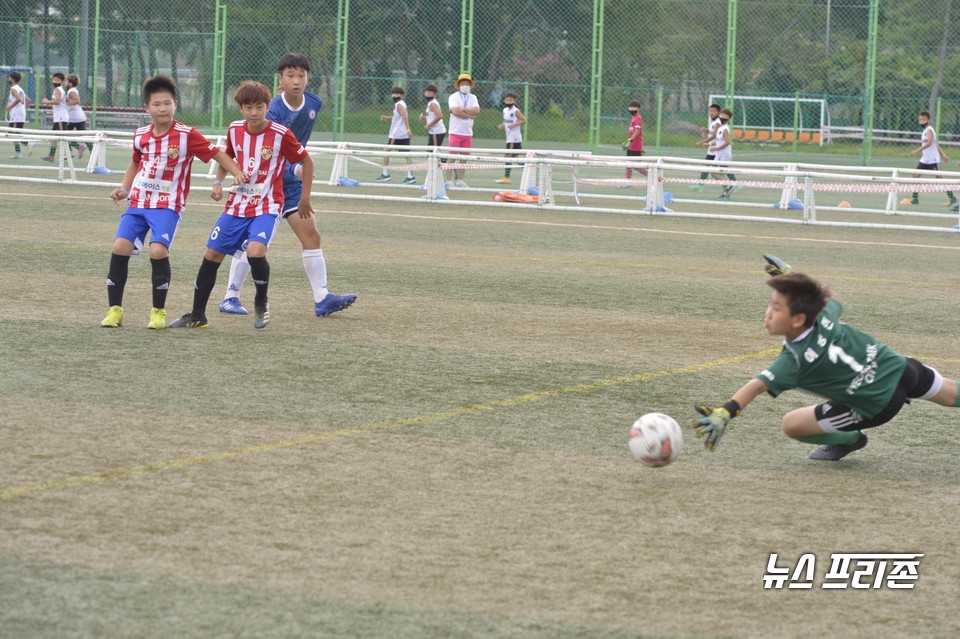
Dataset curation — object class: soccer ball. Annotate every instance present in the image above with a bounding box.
[628,412,683,467]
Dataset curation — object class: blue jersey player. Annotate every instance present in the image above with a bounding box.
[219,52,357,317]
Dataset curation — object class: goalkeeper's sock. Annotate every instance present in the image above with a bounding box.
[699,172,708,180]
[951,381,960,406]
[796,431,861,446]
[726,174,737,181]
[911,192,919,204]
[948,191,957,203]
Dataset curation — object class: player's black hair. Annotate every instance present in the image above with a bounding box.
[504,92,517,100]
[919,111,931,119]
[391,86,405,95]
[767,273,828,328]
[628,100,641,108]
[7,71,21,82]
[277,53,310,73]
[424,83,438,94]
[142,75,178,103]
[709,103,722,111]
[52,72,65,81]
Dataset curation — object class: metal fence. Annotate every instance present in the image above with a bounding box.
[5,0,960,163]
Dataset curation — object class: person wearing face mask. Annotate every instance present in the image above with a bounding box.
[41,73,68,162]
[419,83,446,149]
[5,72,30,159]
[621,100,646,185]
[64,73,93,159]
[908,110,955,211]
[692,103,723,191]
[496,92,526,184]
[446,73,479,187]
[709,108,737,199]
[376,86,416,184]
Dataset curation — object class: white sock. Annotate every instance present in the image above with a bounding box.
[224,251,251,301]
[302,248,328,302]
[407,171,414,178]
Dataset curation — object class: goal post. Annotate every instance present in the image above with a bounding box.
[709,94,829,145]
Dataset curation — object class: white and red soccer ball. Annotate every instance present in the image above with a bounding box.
[629,412,683,467]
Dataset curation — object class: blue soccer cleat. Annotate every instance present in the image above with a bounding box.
[219,297,248,315]
[315,292,357,317]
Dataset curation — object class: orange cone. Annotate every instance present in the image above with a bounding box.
[900,198,912,205]
[838,200,851,208]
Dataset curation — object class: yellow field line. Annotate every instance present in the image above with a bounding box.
[0,348,778,502]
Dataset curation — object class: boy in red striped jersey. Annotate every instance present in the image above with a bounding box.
[100,75,246,329]
[170,81,313,330]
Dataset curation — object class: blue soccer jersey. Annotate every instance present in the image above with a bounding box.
[267,91,322,209]
[267,91,322,146]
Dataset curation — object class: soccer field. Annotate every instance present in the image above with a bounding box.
[2,182,959,638]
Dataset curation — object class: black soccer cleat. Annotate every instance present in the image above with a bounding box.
[808,432,868,461]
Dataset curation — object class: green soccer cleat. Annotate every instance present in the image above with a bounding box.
[689,184,705,192]
[100,305,124,328]
[147,307,166,330]
[168,313,209,329]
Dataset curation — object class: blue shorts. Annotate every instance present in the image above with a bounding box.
[206,213,280,255]
[282,178,302,218]
[115,207,181,249]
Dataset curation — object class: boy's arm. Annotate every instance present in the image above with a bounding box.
[512,108,527,128]
[212,149,247,184]
[211,164,228,201]
[693,377,768,452]
[110,161,139,206]
[296,154,314,219]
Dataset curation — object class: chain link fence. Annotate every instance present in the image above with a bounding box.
[5,0,960,161]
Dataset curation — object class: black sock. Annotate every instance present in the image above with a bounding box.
[726,174,736,181]
[699,172,708,180]
[150,257,171,309]
[247,256,270,308]
[949,191,956,201]
[912,192,919,202]
[107,254,130,307]
[192,258,221,317]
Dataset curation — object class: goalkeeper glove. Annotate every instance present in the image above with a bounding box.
[762,253,792,277]
[621,139,631,150]
[693,401,741,452]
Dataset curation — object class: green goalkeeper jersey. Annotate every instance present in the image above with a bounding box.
[756,298,907,419]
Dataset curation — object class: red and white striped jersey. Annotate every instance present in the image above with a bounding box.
[222,120,308,217]
[127,120,219,213]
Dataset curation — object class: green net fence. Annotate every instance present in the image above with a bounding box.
[5,0,960,161]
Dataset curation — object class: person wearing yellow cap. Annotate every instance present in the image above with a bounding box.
[446,73,479,187]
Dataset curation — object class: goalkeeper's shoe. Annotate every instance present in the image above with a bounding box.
[315,292,357,317]
[147,307,166,330]
[100,305,124,328]
[219,297,248,315]
[808,433,868,461]
[253,304,270,329]
[168,313,209,329]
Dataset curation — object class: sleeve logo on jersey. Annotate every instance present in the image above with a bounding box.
[261,147,274,160]
[309,110,317,120]
[167,146,180,160]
